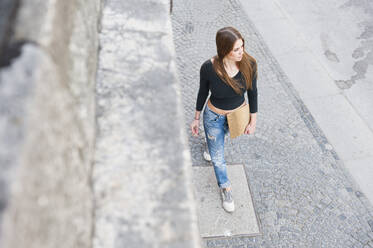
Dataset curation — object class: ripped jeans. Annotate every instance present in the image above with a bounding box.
[203,103,231,189]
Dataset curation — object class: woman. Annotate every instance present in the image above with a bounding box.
[190,27,258,213]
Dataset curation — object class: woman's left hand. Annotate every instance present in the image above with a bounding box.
[244,121,256,135]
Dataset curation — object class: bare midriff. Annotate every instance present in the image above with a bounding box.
[207,98,246,116]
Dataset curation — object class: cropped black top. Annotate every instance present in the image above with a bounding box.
[195,59,258,113]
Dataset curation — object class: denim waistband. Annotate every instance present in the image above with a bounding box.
[205,103,226,118]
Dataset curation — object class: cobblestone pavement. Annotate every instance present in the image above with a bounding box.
[171,0,373,247]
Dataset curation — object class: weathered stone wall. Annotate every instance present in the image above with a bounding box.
[0,0,103,247]
[92,0,202,247]
[1,0,201,247]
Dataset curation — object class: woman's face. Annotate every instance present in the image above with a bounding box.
[226,39,244,62]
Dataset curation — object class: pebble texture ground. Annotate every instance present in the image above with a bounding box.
[171,0,373,247]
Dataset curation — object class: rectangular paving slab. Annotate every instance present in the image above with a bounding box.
[192,164,261,238]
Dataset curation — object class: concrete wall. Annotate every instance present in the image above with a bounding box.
[93,0,202,247]
[0,0,102,247]
[0,0,201,247]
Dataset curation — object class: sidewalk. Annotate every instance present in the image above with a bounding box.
[171,0,373,247]
[240,0,373,210]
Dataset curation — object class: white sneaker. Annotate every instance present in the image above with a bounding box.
[221,188,235,213]
[203,150,211,161]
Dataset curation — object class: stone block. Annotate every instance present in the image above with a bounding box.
[192,164,260,238]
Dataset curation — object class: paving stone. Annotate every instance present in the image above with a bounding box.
[171,0,373,247]
[193,164,260,238]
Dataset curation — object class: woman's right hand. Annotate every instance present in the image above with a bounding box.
[191,119,200,137]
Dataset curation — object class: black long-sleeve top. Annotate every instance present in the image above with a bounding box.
[196,59,258,113]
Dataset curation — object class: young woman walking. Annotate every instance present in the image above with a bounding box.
[190,26,258,213]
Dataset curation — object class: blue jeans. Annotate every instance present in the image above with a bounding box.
[203,103,231,189]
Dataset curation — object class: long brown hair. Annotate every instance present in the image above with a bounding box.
[213,26,257,95]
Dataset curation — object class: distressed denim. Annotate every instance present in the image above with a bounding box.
[203,103,231,189]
